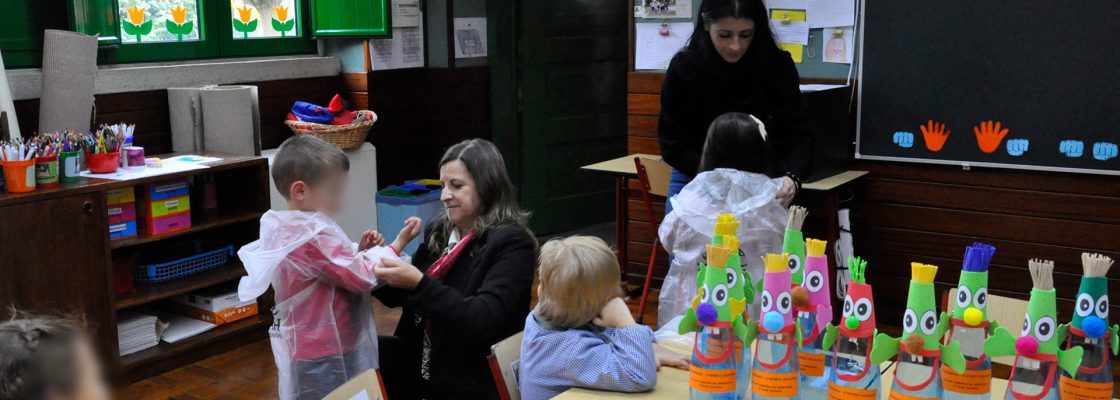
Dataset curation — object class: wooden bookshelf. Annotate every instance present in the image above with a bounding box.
[0,152,271,382]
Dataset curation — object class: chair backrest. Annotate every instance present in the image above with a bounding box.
[635,156,672,197]
[488,331,525,400]
[943,288,1028,367]
[322,369,388,400]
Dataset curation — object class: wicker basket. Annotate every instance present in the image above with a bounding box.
[285,110,378,150]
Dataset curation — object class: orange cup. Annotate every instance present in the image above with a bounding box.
[2,159,37,193]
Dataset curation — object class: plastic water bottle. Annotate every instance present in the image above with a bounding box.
[752,335,801,400]
[690,328,742,400]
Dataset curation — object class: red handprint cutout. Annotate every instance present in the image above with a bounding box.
[919,120,950,152]
[973,120,1009,154]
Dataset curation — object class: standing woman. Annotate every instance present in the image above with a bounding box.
[374,139,537,399]
[658,0,813,211]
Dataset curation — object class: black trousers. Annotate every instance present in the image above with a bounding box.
[378,335,420,399]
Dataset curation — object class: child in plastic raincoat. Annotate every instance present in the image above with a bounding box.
[237,136,423,400]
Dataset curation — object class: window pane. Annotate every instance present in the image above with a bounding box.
[231,0,300,39]
[119,0,202,43]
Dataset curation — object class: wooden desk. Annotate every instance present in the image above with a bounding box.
[580,153,867,282]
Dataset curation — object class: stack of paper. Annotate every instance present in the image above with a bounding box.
[117,312,161,356]
[160,314,216,344]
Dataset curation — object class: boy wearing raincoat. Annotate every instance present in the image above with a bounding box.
[237,136,423,400]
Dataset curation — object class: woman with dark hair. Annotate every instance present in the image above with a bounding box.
[659,0,813,211]
[373,139,538,399]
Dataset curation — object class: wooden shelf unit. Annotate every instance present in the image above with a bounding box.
[0,152,271,382]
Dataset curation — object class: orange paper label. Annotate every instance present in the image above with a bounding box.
[828,381,879,400]
[689,364,737,393]
[799,351,826,377]
[1059,375,1114,400]
[888,389,937,400]
[939,365,991,395]
[751,368,799,397]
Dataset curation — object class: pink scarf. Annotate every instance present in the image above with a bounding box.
[425,231,476,281]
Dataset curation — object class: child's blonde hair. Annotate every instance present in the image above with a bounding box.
[537,236,621,329]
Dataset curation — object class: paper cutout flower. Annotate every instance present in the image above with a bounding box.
[272,5,295,37]
[233,4,259,38]
[165,5,194,41]
[122,6,153,42]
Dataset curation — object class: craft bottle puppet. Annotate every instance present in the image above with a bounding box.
[874,263,966,400]
[783,206,808,286]
[1057,253,1116,399]
[713,214,755,398]
[745,253,802,400]
[680,242,750,399]
[941,243,998,400]
[823,257,883,400]
[793,238,832,397]
[985,259,1084,400]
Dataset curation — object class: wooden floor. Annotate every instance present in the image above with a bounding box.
[116,289,659,399]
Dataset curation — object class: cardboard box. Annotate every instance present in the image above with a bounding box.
[172,287,258,325]
[324,369,385,400]
[170,302,257,325]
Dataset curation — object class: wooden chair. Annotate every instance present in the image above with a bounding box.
[322,369,388,400]
[488,331,525,400]
[942,288,1029,367]
[633,156,672,324]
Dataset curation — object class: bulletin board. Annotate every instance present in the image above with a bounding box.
[856,1,1120,175]
[632,0,856,80]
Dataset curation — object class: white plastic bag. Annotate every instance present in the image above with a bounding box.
[657,169,787,328]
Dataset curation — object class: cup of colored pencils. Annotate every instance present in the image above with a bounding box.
[0,138,41,193]
[86,126,123,174]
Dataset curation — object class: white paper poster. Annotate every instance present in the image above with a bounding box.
[391,0,422,27]
[763,0,808,11]
[453,18,487,59]
[370,20,425,70]
[821,26,854,64]
[635,22,692,70]
[770,19,809,46]
[807,0,855,28]
[636,0,692,18]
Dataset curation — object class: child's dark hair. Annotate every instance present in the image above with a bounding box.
[697,112,770,174]
[271,135,350,199]
[0,315,87,400]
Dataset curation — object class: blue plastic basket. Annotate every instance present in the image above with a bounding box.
[135,241,234,283]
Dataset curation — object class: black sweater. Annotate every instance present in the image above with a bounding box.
[656,47,814,179]
[374,224,537,399]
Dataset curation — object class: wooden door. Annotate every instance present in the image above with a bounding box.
[491,0,628,234]
[0,192,113,355]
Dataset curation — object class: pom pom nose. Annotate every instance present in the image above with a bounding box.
[845,316,860,330]
[791,286,810,307]
[1083,316,1107,338]
[963,307,984,327]
[903,335,926,354]
[697,303,718,326]
[764,312,785,333]
[1016,336,1039,357]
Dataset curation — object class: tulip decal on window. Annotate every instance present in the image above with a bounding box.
[123,6,153,42]
[166,5,194,41]
[233,4,259,38]
[272,5,295,37]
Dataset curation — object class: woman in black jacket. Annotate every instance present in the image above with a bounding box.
[658,0,814,211]
[374,139,537,399]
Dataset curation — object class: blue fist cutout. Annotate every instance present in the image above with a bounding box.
[1093,142,1118,161]
[1060,140,1084,158]
[1006,139,1029,156]
[893,131,914,148]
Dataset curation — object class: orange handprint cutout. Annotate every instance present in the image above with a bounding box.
[973,120,1009,153]
[919,120,950,152]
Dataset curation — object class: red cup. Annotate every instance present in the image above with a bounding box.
[86,152,121,174]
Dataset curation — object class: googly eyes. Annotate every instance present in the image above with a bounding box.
[920,311,938,335]
[1077,293,1095,318]
[805,271,824,293]
[788,254,802,275]
[975,287,988,309]
[725,268,738,287]
[903,309,917,333]
[777,292,792,314]
[713,284,728,306]
[700,284,710,303]
[854,298,873,321]
[957,287,972,309]
[843,296,853,317]
[1021,314,1032,337]
[762,291,773,312]
[1097,295,1109,319]
[1035,316,1055,341]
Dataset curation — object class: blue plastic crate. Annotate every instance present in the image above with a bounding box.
[377,180,443,255]
[135,241,234,283]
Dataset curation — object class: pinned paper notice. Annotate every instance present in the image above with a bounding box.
[391,0,422,27]
[635,22,692,70]
[370,20,425,70]
[822,27,854,64]
[807,0,855,28]
[780,43,804,63]
[453,18,487,59]
[770,10,809,46]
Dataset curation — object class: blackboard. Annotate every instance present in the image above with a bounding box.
[855,1,1120,175]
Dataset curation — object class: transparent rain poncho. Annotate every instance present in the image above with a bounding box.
[237,210,405,400]
[658,169,787,328]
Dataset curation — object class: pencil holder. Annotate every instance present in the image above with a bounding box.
[59,151,81,183]
[1,159,37,193]
[86,152,120,174]
[35,155,59,188]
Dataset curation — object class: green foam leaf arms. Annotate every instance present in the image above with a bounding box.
[871,333,899,364]
[822,323,838,350]
[744,319,759,348]
[1057,323,1069,344]
[940,340,966,373]
[984,326,1016,357]
[1058,346,1085,378]
[679,308,697,334]
[1111,326,1119,356]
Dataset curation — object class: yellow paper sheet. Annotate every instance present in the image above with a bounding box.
[780,43,804,63]
[771,9,807,22]
[770,9,808,62]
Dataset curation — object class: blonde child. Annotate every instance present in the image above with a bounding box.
[0,315,111,400]
[237,135,421,400]
[519,236,688,399]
